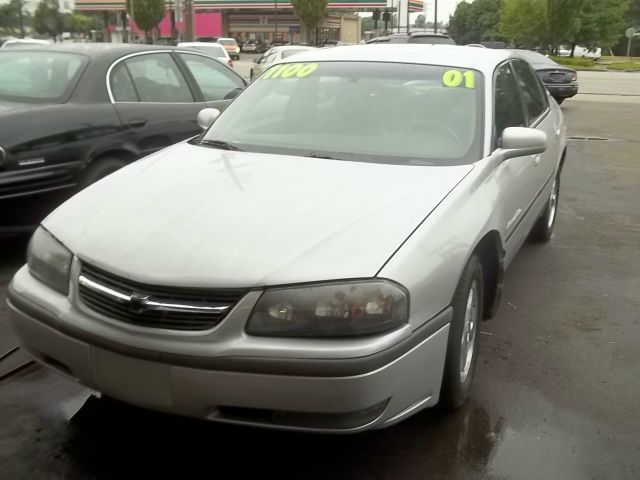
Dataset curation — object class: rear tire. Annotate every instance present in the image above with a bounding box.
[530,173,560,243]
[439,254,484,409]
[79,157,127,190]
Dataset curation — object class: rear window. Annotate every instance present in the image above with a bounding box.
[281,49,311,59]
[185,45,226,57]
[410,36,455,45]
[0,51,85,102]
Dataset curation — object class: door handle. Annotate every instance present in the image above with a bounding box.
[128,118,147,128]
[533,155,542,166]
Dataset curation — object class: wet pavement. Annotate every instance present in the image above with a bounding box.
[1,99,639,479]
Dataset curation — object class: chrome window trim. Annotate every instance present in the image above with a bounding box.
[105,49,218,104]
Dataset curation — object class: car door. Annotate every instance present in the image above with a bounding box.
[492,62,541,265]
[511,59,558,196]
[175,52,247,110]
[109,52,202,157]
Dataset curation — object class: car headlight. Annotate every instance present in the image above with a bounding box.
[246,280,409,337]
[27,227,72,295]
[235,47,240,53]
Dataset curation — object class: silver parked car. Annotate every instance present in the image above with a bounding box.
[250,45,316,80]
[7,45,567,433]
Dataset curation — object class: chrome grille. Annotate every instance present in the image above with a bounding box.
[78,262,246,331]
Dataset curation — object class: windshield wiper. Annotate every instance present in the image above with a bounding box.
[199,139,243,151]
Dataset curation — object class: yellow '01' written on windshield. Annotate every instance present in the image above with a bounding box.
[442,70,476,89]
[262,63,319,80]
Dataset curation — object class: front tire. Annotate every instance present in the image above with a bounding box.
[530,173,560,242]
[440,254,484,409]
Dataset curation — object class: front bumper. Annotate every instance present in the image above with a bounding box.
[546,83,579,99]
[7,266,451,432]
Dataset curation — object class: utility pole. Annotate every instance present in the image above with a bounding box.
[274,0,278,42]
[406,0,410,34]
[434,0,438,33]
[17,0,25,38]
[184,0,193,41]
[169,0,177,41]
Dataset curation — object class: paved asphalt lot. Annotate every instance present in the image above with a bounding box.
[1,77,639,478]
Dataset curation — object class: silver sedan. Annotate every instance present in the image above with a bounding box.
[7,45,567,433]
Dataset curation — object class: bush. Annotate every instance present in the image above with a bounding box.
[606,62,640,71]
[551,56,594,68]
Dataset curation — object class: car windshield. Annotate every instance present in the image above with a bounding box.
[202,61,483,165]
[218,39,236,46]
[0,51,85,102]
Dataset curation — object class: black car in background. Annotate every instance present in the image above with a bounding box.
[516,50,578,104]
[367,32,456,45]
[0,44,247,234]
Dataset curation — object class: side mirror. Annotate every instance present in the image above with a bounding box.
[499,127,548,161]
[196,108,220,130]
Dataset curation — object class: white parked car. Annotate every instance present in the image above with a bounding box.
[1,38,51,48]
[250,45,316,80]
[8,45,567,433]
[177,42,234,67]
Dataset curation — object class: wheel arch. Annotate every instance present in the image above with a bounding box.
[472,230,505,319]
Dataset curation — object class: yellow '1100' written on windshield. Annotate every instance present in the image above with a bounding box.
[262,63,319,79]
[262,63,476,90]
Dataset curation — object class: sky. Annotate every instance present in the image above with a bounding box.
[423,0,465,23]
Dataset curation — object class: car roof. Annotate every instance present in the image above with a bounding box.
[0,42,180,60]
[178,42,224,48]
[279,44,524,74]
[270,45,316,52]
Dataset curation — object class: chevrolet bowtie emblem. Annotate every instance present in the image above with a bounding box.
[129,293,150,313]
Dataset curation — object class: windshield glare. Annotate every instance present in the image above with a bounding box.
[0,51,84,102]
[203,61,483,165]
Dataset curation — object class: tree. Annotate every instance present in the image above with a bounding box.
[127,0,166,42]
[546,0,586,53]
[501,0,548,48]
[69,13,93,37]
[32,0,63,41]
[572,0,630,53]
[291,0,329,44]
[448,0,503,45]
[448,1,473,44]
[0,0,26,37]
[415,14,425,28]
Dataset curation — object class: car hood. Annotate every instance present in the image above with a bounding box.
[44,143,473,288]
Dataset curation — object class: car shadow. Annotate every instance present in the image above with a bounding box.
[62,395,504,479]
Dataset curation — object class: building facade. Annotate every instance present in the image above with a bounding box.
[74,0,423,44]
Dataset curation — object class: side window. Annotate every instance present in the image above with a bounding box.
[178,53,244,101]
[494,63,526,142]
[124,53,193,103]
[110,63,138,102]
[511,59,549,125]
